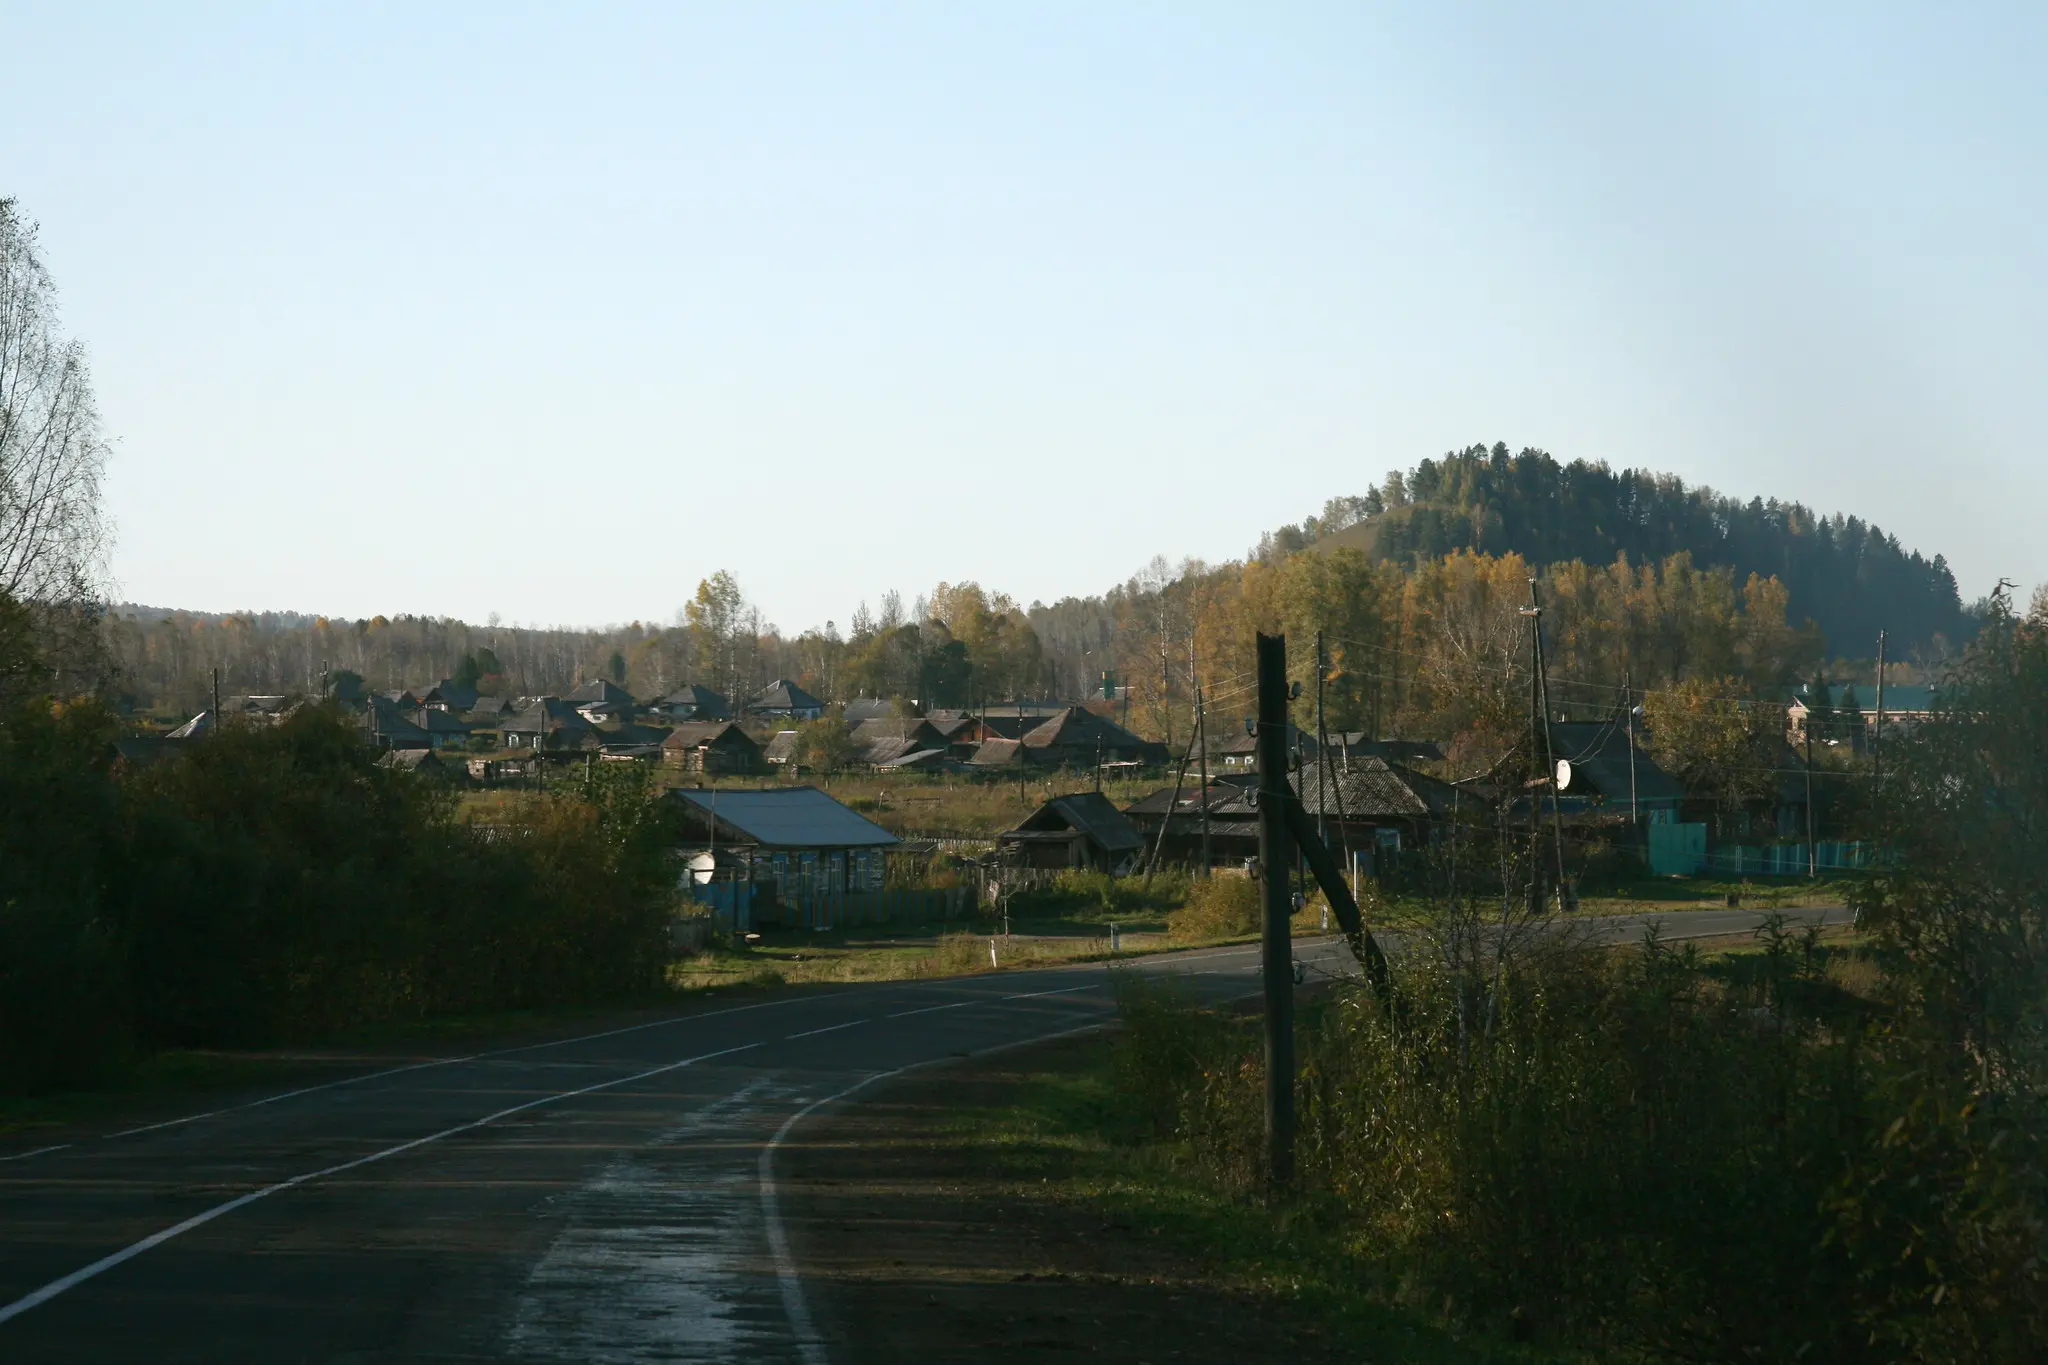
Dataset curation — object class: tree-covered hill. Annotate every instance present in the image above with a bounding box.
[1261,443,1972,659]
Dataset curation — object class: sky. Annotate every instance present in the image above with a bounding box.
[6,2,2044,633]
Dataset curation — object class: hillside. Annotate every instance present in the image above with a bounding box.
[1275,444,1971,658]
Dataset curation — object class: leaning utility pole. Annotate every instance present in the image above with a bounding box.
[1254,632,1296,1189]
[1314,630,1329,854]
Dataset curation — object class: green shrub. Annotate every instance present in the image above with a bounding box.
[0,703,675,1093]
[1168,872,1260,939]
[1115,934,1886,1359]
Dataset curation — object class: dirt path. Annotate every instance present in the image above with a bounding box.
[778,1037,1401,1364]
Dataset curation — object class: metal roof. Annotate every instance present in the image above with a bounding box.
[667,786,900,849]
[751,678,826,711]
[566,678,635,705]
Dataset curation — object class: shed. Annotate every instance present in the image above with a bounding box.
[762,729,801,766]
[376,748,454,780]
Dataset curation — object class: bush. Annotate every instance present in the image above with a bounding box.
[1168,872,1260,939]
[1118,935,1879,1358]
[0,703,677,1093]
[1010,869,1190,923]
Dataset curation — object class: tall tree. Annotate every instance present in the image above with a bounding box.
[0,200,111,696]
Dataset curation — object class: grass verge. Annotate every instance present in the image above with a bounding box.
[787,1030,1574,1363]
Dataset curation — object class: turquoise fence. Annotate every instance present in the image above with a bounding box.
[1701,841,1874,876]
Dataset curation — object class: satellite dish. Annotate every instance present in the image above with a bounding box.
[1554,759,1573,791]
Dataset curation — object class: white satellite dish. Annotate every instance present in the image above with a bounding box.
[1554,759,1573,791]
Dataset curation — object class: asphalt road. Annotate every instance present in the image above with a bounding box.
[0,905,1846,1364]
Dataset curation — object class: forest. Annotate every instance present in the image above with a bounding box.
[1259,442,1973,658]
[102,445,1972,750]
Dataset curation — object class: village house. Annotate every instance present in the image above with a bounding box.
[662,721,764,774]
[665,786,899,926]
[416,707,478,751]
[565,678,636,725]
[1545,720,1685,823]
[749,678,826,720]
[1211,723,1442,770]
[850,716,956,770]
[968,705,1160,769]
[499,697,592,749]
[1125,760,1478,873]
[998,792,1146,873]
[364,696,433,751]
[642,684,732,722]
[417,680,479,712]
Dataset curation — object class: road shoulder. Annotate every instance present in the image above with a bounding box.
[777,1032,1559,1364]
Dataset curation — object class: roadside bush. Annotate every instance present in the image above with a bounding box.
[1118,932,1876,1359]
[0,698,130,1091]
[1010,869,1189,923]
[1167,872,1259,939]
[0,703,676,1093]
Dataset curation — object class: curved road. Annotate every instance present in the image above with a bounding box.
[0,906,1843,1363]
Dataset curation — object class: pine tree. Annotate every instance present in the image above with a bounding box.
[1804,673,1835,743]
[1837,684,1866,749]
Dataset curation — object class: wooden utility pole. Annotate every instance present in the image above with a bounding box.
[1804,704,1817,879]
[1196,680,1212,877]
[1143,686,1203,883]
[212,668,221,735]
[1872,631,1888,786]
[1523,581,1570,911]
[1254,632,1296,1189]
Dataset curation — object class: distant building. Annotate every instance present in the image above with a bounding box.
[749,678,827,720]
[643,684,733,722]
[364,696,433,751]
[662,721,764,774]
[417,680,480,713]
[968,706,1159,768]
[499,697,592,749]
[376,748,455,780]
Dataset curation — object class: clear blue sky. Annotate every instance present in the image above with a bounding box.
[7,2,2042,632]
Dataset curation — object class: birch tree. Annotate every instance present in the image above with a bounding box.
[0,200,109,606]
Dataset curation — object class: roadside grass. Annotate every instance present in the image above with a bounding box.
[934,1031,1579,1364]
[665,916,1254,992]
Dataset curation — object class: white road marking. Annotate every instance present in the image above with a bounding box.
[0,1041,764,1328]
[5,943,1283,1161]
[0,993,860,1164]
[785,1020,862,1040]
